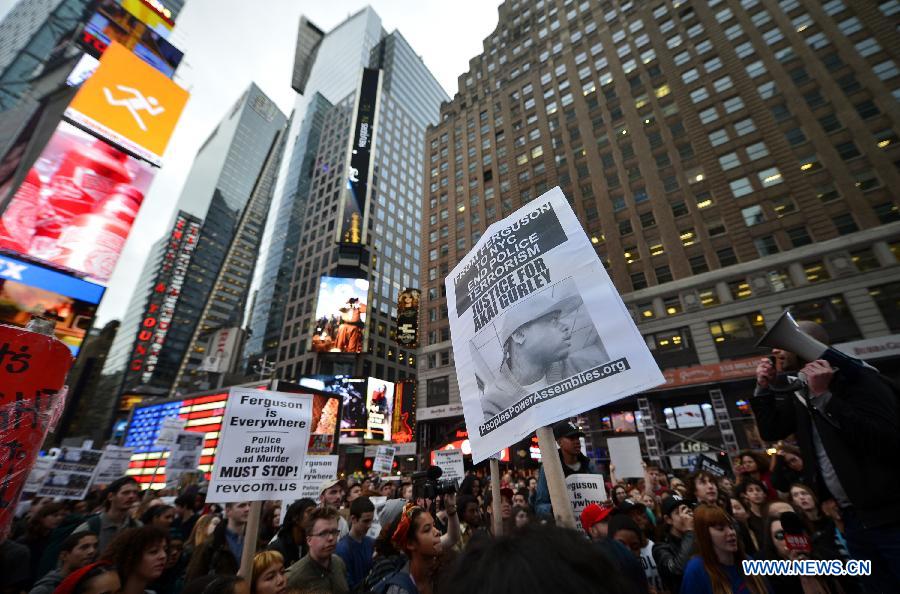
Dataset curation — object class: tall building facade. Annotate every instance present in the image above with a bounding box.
[263,15,448,385]
[245,7,384,369]
[419,0,900,466]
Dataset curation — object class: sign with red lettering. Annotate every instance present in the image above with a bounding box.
[0,323,73,539]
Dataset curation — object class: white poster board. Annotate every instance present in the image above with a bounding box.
[445,187,664,462]
[299,455,340,500]
[432,449,465,482]
[566,473,608,531]
[165,431,204,488]
[608,436,644,479]
[155,416,186,448]
[23,453,58,493]
[92,446,135,486]
[207,387,313,503]
[36,447,103,500]
[373,445,396,475]
[367,495,388,539]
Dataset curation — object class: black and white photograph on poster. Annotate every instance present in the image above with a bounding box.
[165,431,204,488]
[207,387,313,503]
[36,447,102,500]
[445,187,664,463]
[92,446,135,486]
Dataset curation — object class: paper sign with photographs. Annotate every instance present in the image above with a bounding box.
[37,447,103,500]
[445,187,664,462]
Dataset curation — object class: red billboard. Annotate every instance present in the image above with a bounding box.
[0,121,155,284]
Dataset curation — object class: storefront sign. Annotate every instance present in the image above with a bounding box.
[654,356,759,390]
[833,334,900,360]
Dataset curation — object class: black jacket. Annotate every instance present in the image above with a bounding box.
[750,368,900,528]
[184,521,240,582]
[651,530,694,593]
[268,529,307,569]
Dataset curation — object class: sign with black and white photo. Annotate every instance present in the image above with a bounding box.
[373,445,395,475]
[207,387,313,503]
[445,187,664,462]
[165,431,204,488]
[36,447,103,500]
[92,446,135,486]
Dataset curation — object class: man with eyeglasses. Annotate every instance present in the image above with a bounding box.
[286,506,349,593]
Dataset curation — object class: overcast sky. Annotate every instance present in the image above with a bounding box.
[85,0,503,327]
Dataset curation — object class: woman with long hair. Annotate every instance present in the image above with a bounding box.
[789,483,850,561]
[185,513,220,556]
[680,504,770,594]
[268,498,317,568]
[369,503,444,594]
[251,550,287,594]
[730,497,760,555]
[771,445,805,494]
[761,514,841,594]
[737,450,777,499]
[101,526,168,594]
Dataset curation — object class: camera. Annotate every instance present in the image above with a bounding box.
[412,465,458,500]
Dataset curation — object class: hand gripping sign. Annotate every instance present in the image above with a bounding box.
[445,187,664,463]
[0,319,74,539]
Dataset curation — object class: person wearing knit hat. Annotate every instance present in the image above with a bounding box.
[580,503,614,541]
[52,561,120,594]
[652,495,695,594]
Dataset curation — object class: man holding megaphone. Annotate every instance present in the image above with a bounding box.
[750,311,900,590]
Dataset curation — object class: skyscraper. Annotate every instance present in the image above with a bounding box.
[255,12,448,388]
[418,0,900,463]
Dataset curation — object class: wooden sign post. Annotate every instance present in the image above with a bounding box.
[238,500,262,580]
[490,458,503,537]
[536,426,575,529]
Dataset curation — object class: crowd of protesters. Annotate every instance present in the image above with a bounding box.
[1,318,898,593]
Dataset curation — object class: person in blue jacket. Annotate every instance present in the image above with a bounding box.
[534,420,598,518]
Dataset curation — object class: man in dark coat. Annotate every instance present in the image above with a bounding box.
[184,502,248,581]
[751,319,900,590]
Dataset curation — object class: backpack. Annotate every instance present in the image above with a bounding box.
[369,569,418,594]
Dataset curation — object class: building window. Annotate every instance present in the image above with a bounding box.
[832,213,859,235]
[426,377,449,406]
[717,247,738,266]
[656,265,673,283]
[835,141,861,160]
[730,177,753,198]
[637,302,655,320]
[787,226,813,247]
[869,281,900,331]
[874,202,900,223]
[789,295,861,343]
[754,235,780,256]
[729,280,752,300]
[804,261,830,283]
[631,272,648,290]
[663,296,683,315]
[645,327,698,368]
[699,288,720,307]
[851,248,880,272]
[741,205,764,226]
[689,254,708,274]
[768,269,793,291]
[708,312,767,360]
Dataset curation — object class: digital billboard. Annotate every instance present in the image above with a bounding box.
[120,0,175,36]
[365,377,394,441]
[395,288,420,348]
[64,42,189,166]
[336,68,381,244]
[299,375,368,442]
[0,121,156,284]
[124,212,200,386]
[79,0,184,78]
[312,276,369,353]
[391,379,416,444]
[0,254,104,355]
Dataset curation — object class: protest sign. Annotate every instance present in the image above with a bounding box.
[432,449,465,482]
[155,416,186,448]
[696,455,730,478]
[445,187,664,462]
[367,495,388,538]
[207,387,313,503]
[93,446,135,486]
[165,431,204,488]
[373,445,396,475]
[566,473,608,531]
[608,436,644,479]
[37,447,102,500]
[299,455,339,500]
[23,453,58,493]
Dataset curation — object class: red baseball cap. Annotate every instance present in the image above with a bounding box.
[580,503,613,532]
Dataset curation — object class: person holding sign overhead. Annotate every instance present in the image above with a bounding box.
[480,292,608,419]
[534,420,598,519]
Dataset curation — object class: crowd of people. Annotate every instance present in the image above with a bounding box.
[1,321,897,593]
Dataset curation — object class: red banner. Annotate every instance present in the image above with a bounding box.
[654,356,760,390]
[0,323,73,538]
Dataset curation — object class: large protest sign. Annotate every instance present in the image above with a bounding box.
[566,474,608,531]
[155,416,186,448]
[165,431,204,488]
[37,447,102,499]
[23,453,58,494]
[373,445,395,475]
[608,436,644,479]
[432,449,465,482]
[207,387,313,503]
[93,446,135,486]
[299,455,339,499]
[445,187,664,462]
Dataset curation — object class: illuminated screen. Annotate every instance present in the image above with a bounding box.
[300,375,368,441]
[0,254,103,355]
[311,276,369,353]
[0,121,156,284]
[80,0,183,77]
[365,377,394,441]
[391,380,416,444]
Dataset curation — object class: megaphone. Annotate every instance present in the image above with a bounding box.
[756,310,864,379]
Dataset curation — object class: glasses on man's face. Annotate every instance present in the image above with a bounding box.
[311,529,340,539]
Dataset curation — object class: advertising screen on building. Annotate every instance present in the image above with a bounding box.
[365,377,394,441]
[299,375,368,442]
[64,41,189,166]
[124,213,200,386]
[395,288,420,348]
[79,0,184,78]
[312,276,369,353]
[391,379,416,444]
[336,68,381,244]
[0,254,103,355]
[120,0,174,36]
[0,121,156,284]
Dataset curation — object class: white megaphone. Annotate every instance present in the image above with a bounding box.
[756,310,864,379]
